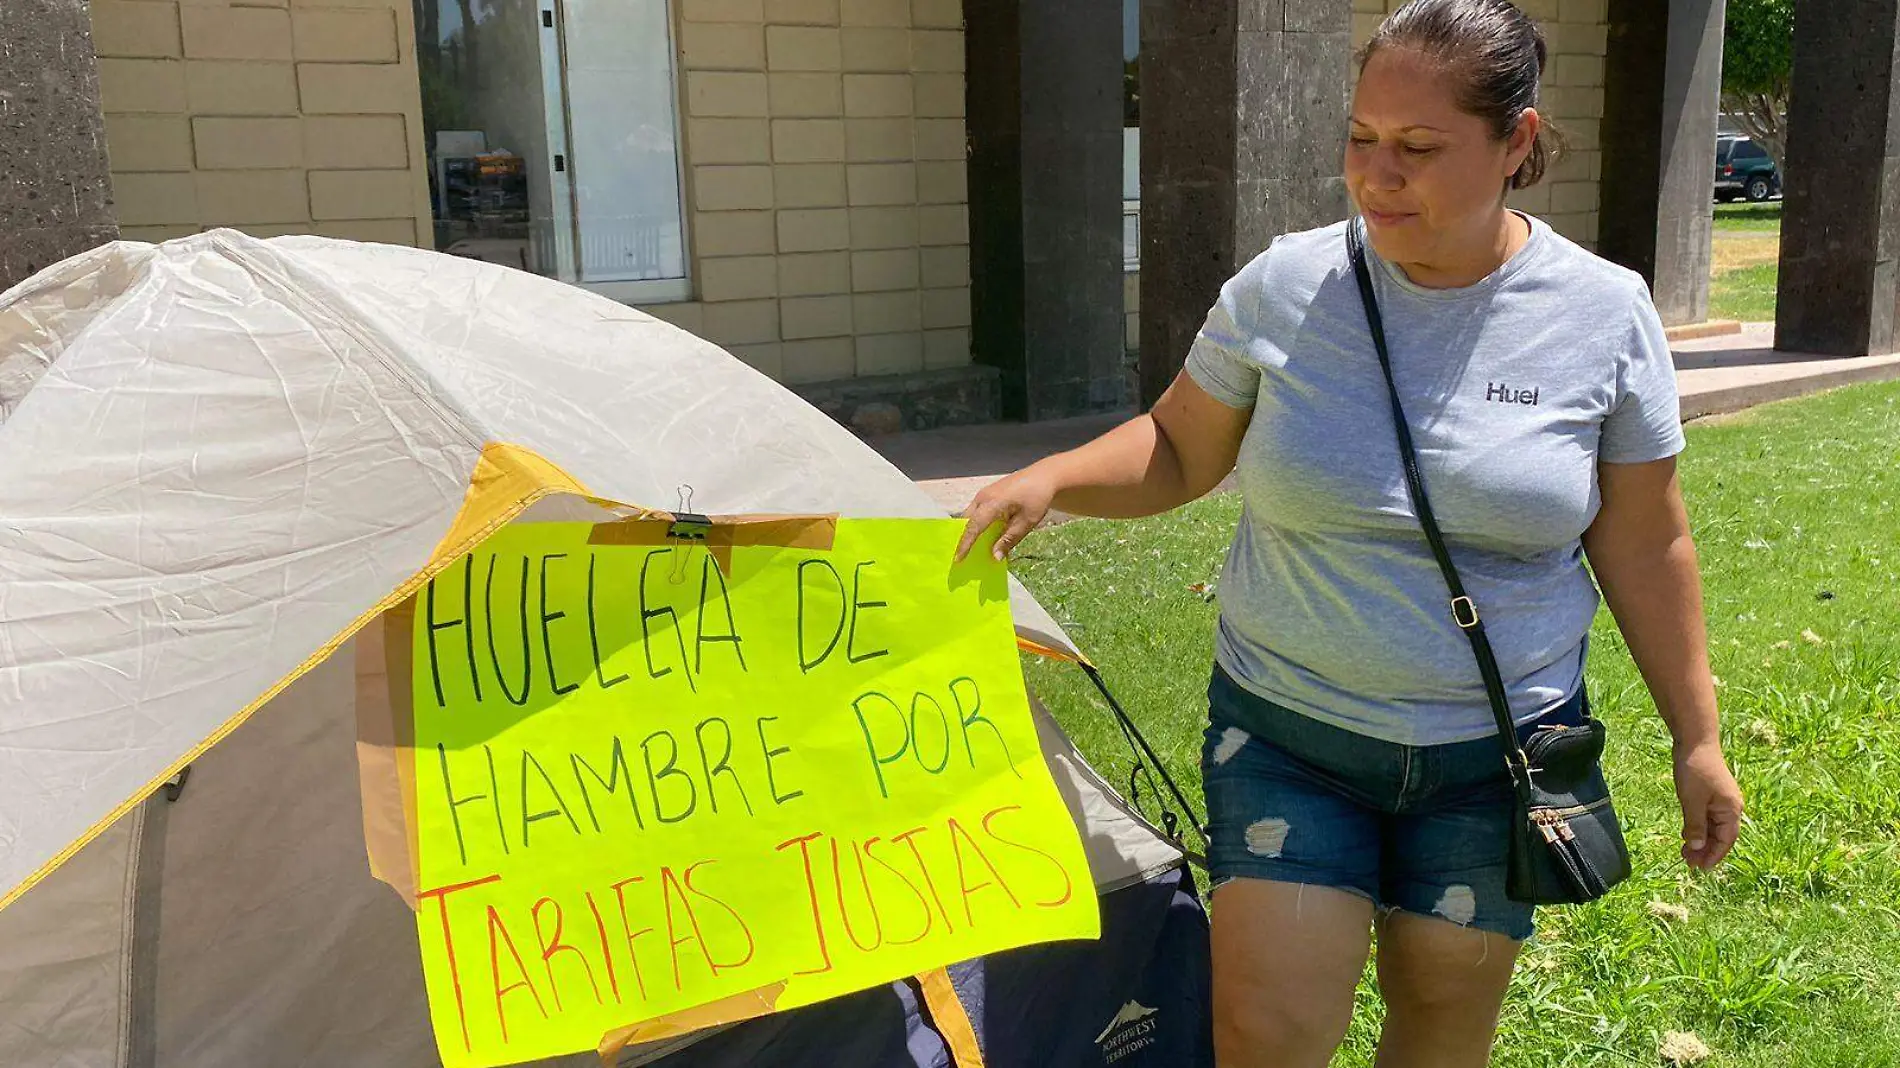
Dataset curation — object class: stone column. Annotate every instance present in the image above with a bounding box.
[0,0,118,291]
[966,0,1126,421]
[1138,0,1351,407]
[1775,0,1900,355]
[1596,0,1726,326]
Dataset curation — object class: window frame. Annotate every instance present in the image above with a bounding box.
[539,0,695,305]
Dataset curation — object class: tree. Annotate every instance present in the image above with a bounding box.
[1721,0,1793,169]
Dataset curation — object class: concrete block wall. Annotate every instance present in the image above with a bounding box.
[93,0,432,247]
[640,0,974,386]
[1352,0,1604,249]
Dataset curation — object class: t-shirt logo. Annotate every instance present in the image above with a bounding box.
[1485,381,1540,406]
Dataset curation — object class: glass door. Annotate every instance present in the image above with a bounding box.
[544,0,691,297]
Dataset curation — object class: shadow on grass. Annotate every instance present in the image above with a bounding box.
[1714,202,1784,233]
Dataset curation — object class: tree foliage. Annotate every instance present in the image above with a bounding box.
[1722,0,1794,170]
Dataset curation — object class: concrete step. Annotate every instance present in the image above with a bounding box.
[1671,322,1900,418]
[1664,319,1743,342]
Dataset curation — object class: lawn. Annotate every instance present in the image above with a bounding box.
[1710,262,1780,324]
[1710,201,1782,323]
[1014,379,1900,1066]
[1713,202,1783,234]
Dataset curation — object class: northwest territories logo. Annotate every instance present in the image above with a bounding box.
[1095,1001,1160,1063]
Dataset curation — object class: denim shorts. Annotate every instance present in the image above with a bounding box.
[1200,667,1588,941]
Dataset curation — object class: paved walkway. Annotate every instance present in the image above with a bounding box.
[876,322,1900,515]
[1672,323,1900,417]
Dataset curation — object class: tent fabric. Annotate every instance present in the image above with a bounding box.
[946,866,1212,1068]
[0,229,1083,914]
[616,868,1211,1068]
[0,806,138,1068]
[0,231,1200,1067]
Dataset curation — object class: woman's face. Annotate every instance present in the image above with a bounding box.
[1345,46,1536,276]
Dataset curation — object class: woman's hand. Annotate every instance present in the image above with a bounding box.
[955,467,1058,562]
[1672,740,1742,870]
[948,374,1252,565]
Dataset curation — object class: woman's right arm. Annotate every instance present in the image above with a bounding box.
[955,370,1252,560]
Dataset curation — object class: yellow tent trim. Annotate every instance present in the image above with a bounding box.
[1016,634,1087,665]
[0,442,596,916]
[595,981,787,1062]
[916,967,986,1067]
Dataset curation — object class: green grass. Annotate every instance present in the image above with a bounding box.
[1710,201,1781,322]
[1015,380,1900,1066]
[1714,201,1783,234]
[1710,261,1781,324]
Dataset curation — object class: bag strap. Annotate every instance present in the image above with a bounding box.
[1344,220,1535,788]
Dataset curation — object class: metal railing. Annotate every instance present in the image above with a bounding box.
[1123,200,1141,272]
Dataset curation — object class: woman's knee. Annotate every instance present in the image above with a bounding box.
[1375,910,1520,1022]
[1213,985,1355,1067]
[1210,880,1374,1066]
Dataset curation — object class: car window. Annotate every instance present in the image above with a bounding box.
[1717,140,1734,163]
[1735,142,1768,161]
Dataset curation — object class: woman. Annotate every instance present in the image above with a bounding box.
[956,1,1744,1064]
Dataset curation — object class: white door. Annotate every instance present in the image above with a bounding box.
[543,0,691,293]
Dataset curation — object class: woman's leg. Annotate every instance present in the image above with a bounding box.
[1374,718,1551,1068]
[1199,673,1403,1065]
[1211,879,1375,1068]
[1371,910,1520,1068]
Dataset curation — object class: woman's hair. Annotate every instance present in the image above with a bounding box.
[1358,0,1564,189]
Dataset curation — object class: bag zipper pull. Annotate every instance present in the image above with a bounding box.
[1533,809,1561,843]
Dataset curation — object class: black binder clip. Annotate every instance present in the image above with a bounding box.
[667,485,711,541]
[668,512,713,541]
[665,486,710,583]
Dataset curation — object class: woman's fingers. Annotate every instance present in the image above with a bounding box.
[957,494,1044,563]
[955,496,1010,562]
[1674,745,1743,871]
[1682,800,1741,870]
[1697,798,1743,868]
[956,470,1054,562]
[1680,798,1709,858]
[991,506,1041,561]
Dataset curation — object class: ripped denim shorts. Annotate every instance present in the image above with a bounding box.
[1199,666,1587,941]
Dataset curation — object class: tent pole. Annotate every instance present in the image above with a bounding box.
[1078,663,1207,867]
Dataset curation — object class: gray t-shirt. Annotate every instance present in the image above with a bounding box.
[1185,215,1685,745]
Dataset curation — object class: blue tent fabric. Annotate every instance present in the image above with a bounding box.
[645,866,1211,1067]
[952,866,1212,1067]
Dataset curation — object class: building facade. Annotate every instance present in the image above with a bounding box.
[23,0,1884,428]
[87,0,980,431]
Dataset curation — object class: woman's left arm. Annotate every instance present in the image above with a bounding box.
[1582,456,1743,871]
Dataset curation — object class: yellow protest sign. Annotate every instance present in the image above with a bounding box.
[406,518,1099,1068]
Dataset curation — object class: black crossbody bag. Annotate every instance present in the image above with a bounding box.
[1346,220,1632,905]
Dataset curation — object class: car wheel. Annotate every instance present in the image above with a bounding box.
[1746,176,1772,202]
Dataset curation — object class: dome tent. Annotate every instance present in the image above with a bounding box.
[0,232,1210,1067]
